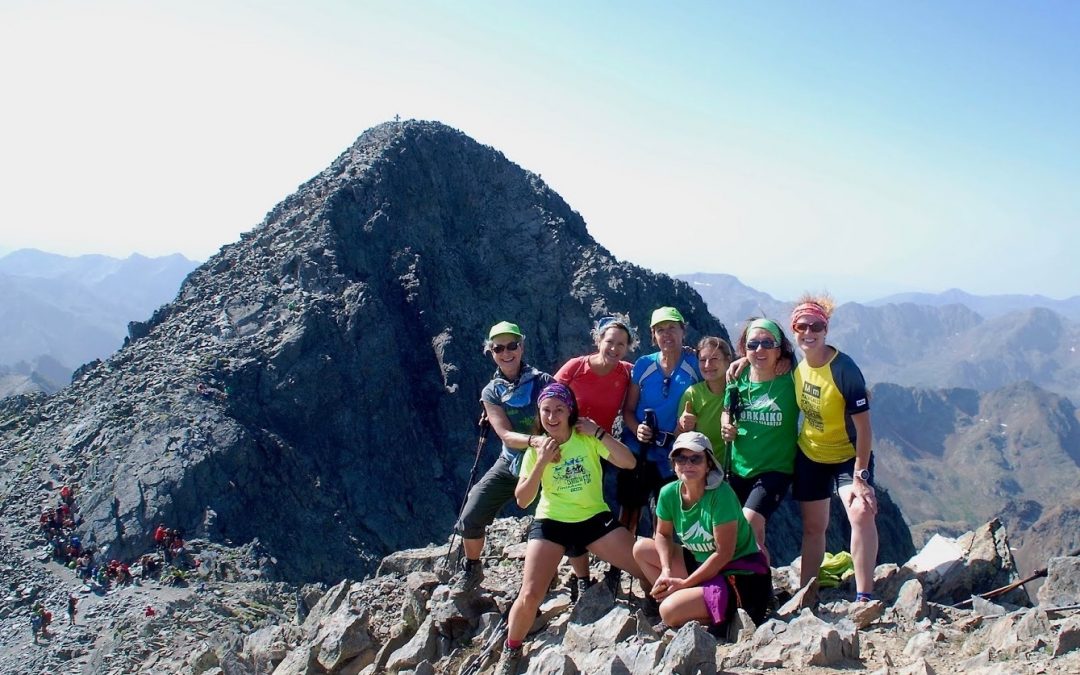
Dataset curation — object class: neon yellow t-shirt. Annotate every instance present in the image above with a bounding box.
[520,432,611,522]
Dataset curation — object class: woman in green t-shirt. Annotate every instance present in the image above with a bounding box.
[676,336,735,462]
[631,431,771,631]
[721,317,799,564]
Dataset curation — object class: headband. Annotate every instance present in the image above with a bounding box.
[537,382,576,411]
[748,318,782,343]
[791,302,829,329]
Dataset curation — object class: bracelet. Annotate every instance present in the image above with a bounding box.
[594,428,606,441]
[527,435,534,448]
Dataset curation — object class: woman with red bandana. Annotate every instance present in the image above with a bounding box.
[789,294,877,603]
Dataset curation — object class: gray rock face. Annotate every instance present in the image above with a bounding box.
[0,120,734,583]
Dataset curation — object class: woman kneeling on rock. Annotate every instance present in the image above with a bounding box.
[498,382,646,674]
[632,431,771,632]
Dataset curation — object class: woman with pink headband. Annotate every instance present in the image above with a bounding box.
[789,294,878,603]
[497,382,646,674]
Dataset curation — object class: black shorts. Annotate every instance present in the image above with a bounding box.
[528,511,623,554]
[683,546,701,573]
[792,448,875,502]
[728,471,791,519]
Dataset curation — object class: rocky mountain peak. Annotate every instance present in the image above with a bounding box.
[1,120,730,583]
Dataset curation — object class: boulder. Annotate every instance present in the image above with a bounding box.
[1054,615,1080,657]
[726,608,755,643]
[984,608,1052,655]
[892,579,929,624]
[385,616,439,672]
[903,630,945,659]
[378,545,450,577]
[526,647,579,675]
[777,578,818,618]
[563,605,636,656]
[723,609,858,669]
[657,622,717,675]
[922,519,1029,606]
[1037,556,1080,607]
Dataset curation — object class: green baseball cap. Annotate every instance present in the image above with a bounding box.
[488,321,524,340]
[650,306,685,327]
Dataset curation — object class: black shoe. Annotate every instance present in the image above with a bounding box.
[603,566,621,596]
[452,558,484,592]
[570,575,594,603]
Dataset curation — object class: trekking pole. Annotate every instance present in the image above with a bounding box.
[620,409,656,534]
[445,410,491,570]
[723,384,742,481]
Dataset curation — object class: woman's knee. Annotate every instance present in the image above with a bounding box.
[847,501,877,530]
[632,537,655,564]
[517,584,547,608]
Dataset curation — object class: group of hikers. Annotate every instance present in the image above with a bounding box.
[154,523,189,564]
[29,485,195,642]
[37,486,144,592]
[453,296,878,674]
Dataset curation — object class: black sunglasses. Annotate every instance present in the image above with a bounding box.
[793,321,827,334]
[490,341,521,355]
[672,453,705,466]
[746,339,779,351]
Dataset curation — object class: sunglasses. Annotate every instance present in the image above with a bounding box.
[672,453,705,466]
[490,341,520,354]
[746,339,778,351]
[793,321,827,334]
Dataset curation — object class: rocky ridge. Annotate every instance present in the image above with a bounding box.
[6,516,1076,674]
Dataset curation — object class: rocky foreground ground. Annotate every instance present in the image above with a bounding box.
[2,513,1080,674]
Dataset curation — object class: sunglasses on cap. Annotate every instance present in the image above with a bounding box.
[672,453,706,466]
[490,341,521,354]
[746,339,778,351]
[793,321,827,334]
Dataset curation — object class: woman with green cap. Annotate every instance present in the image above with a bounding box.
[453,321,590,592]
[619,306,702,537]
[720,317,799,564]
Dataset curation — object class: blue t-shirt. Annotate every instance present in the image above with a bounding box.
[481,365,553,473]
[622,351,701,476]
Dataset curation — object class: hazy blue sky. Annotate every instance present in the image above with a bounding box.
[2,1,1077,301]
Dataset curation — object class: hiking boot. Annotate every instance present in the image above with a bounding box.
[495,644,523,675]
[603,565,621,597]
[453,558,484,592]
[569,575,594,603]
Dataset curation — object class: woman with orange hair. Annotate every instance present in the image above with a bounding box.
[789,294,878,602]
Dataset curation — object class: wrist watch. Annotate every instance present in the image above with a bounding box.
[854,468,870,482]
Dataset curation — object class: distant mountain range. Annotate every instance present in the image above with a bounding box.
[869,379,1080,570]
[868,288,1080,322]
[679,272,1080,405]
[0,249,200,395]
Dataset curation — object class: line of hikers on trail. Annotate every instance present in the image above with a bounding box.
[451,297,878,674]
[28,485,200,642]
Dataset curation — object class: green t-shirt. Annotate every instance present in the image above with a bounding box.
[678,381,728,467]
[655,480,759,564]
[724,370,798,478]
[520,432,610,523]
